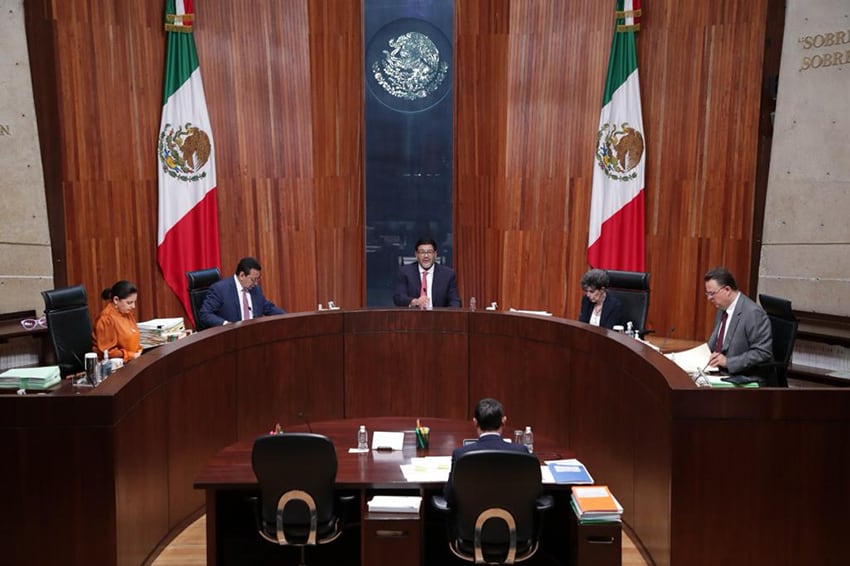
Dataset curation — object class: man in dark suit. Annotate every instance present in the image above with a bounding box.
[393,238,462,309]
[443,398,529,506]
[704,267,772,374]
[199,257,285,328]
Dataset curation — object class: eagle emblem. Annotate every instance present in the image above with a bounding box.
[158,123,211,182]
[595,122,644,181]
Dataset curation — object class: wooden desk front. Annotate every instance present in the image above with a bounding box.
[2,309,849,566]
[195,417,572,566]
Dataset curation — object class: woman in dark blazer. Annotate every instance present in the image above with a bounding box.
[578,269,624,330]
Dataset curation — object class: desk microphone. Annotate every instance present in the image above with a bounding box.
[297,411,313,433]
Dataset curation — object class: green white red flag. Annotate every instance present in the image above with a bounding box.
[588,0,646,271]
[156,0,220,325]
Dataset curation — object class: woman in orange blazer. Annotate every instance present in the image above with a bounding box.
[92,280,142,362]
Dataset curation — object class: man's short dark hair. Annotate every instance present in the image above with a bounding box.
[414,238,438,252]
[235,257,262,276]
[474,398,504,431]
[704,266,738,290]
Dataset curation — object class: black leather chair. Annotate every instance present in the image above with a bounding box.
[432,450,553,564]
[252,433,349,565]
[41,285,93,378]
[757,294,798,387]
[185,267,220,330]
[605,269,652,337]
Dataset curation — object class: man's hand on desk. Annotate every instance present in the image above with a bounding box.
[708,352,727,368]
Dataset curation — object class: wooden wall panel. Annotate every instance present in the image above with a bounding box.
[28,0,768,343]
[25,0,363,322]
[456,0,769,342]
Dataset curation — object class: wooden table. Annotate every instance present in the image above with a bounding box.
[195,416,575,566]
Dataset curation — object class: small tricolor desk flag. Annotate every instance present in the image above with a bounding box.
[588,0,646,272]
[156,0,221,325]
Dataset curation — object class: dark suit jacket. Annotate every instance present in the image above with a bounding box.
[707,292,772,374]
[393,262,461,308]
[199,276,285,328]
[578,294,624,330]
[443,433,529,506]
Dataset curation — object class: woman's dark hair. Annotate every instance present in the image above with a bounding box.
[581,269,609,291]
[101,280,138,301]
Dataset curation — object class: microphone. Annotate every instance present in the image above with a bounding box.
[297,411,313,433]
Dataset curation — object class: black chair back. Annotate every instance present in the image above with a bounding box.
[759,294,798,387]
[41,285,93,377]
[185,267,220,330]
[606,270,651,334]
[251,433,339,544]
[451,450,543,563]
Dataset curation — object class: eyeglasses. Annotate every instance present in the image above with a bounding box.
[416,249,436,256]
[704,287,726,298]
[20,317,47,330]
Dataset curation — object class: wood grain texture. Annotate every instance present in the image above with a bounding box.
[25,0,767,343]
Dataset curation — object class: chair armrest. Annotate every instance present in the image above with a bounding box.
[248,496,265,534]
[536,494,554,512]
[431,495,450,513]
[336,492,359,526]
[638,329,656,338]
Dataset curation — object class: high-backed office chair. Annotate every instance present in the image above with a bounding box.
[757,294,798,387]
[432,450,553,564]
[605,269,651,337]
[252,433,349,566]
[185,267,220,330]
[41,285,93,378]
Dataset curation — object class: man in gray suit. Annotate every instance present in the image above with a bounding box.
[704,267,772,374]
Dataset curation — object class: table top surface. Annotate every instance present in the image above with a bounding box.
[194,416,572,490]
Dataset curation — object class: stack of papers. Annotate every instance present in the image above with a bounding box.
[570,485,623,523]
[545,458,594,484]
[138,318,185,347]
[400,456,451,482]
[0,365,61,390]
[367,495,422,514]
[508,308,553,316]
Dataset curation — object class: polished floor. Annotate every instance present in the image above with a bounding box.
[152,515,650,565]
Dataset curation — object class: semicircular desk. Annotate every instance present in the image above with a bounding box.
[2,309,848,566]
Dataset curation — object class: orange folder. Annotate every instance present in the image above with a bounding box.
[570,485,620,513]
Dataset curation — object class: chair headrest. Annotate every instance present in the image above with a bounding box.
[186,267,221,290]
[605,270,650,291]
[759,293,795,320]
[41,285,88,311]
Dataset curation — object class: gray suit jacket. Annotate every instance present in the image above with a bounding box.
[707,293,772,374]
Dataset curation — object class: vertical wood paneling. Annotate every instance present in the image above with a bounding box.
[457,0,768,340]
[28,0,767,343]
[26,0,363,320]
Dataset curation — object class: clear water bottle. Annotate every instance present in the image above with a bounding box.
[357,425,368,450]
[100,350,112,379]
[523,426,534,453]
[626,321,635,338]
[469,297,477,311]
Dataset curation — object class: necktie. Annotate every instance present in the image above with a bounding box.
[242,289,251,320]
[714,311,728,352]
[421,270,428,297]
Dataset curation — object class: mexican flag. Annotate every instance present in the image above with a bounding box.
[156,0,220,325]
[587,0,645,272]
